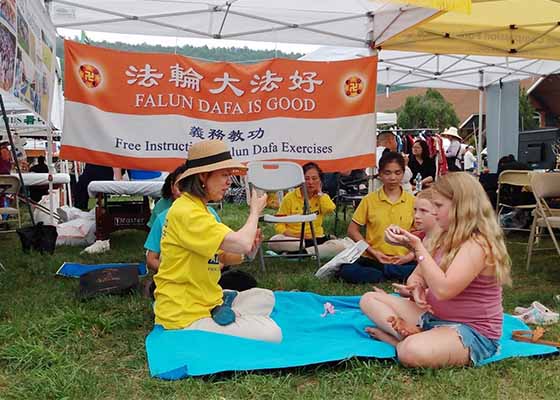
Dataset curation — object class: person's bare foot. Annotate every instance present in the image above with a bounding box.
[387,316,422,338]
[365,327,400,346]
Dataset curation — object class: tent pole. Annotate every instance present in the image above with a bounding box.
[368,15,377,193]
[47,125,54,224]
[477,70,484,173]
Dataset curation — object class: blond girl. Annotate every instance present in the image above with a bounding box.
[360,173,511,367]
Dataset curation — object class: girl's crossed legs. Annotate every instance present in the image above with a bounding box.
[359,290,470,367]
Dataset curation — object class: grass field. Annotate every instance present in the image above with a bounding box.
[0,203,559,399]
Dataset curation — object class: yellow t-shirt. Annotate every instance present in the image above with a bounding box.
[275,189,336,238]
[352,187,414,257]
[154,193,232,329]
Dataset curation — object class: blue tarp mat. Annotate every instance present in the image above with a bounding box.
[56,262,148,278]
[146,291,558,379]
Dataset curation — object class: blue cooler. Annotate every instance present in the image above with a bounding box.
[129,170,162,180]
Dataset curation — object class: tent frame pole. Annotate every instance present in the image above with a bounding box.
[477,70,484,174]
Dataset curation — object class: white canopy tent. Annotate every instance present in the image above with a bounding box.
[50,0,448,174]
[302,46,560,170]
[50,1,441,48]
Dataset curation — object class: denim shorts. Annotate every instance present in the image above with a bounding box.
[419,313,500,366]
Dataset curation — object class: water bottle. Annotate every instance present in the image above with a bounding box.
[415,173,422,192]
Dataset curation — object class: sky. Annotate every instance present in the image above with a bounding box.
[57,28,321,55]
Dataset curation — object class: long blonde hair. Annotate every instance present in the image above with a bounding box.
[429,173,512,285]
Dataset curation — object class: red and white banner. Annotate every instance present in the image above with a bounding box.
[61,41,377,172]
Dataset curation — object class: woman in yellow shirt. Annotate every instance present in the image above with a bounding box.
[338,152,415,284]
[268,162,348,259]
[154,140,282,343]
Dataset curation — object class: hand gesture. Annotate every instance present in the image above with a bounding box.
[384,225,421,250]
[393,253,415,265]
[392,283,431,311]
[249,188,267,215]
[367,248,397,264]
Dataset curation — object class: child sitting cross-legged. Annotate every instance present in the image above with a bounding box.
[359,173,511,368]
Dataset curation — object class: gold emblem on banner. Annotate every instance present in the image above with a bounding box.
[79,64,102,88]
[344,76,363,97]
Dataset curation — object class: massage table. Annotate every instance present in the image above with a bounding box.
[13,173,71,186]
[88,180,163,240]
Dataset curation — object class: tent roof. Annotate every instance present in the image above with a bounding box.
[301,47,560,89]
[49,1,441,48]
[380,0,560,61]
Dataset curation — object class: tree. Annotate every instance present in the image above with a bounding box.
[519,88,539,131]
[397,88,460,130]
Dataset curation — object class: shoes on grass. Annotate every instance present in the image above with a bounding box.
[81,239,110,254]
[513,301,559,325]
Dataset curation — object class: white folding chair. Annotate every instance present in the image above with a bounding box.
[247,161,320,272]
[0,175,22,234]
[526,172,560,271]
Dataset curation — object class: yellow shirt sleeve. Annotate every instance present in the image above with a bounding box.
[319,193,336,215]
[351,195,369,226]
[168,204,232,259]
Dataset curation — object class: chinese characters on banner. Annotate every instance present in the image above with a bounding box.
[0,0,56,121]
[61,41,377,172]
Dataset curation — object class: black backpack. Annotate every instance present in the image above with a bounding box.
[16,222,58,254]
[78,266,139,299]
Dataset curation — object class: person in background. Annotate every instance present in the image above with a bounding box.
[463,146,477,173]
[74,164,119,210]
[360,173,511,368]
[29,155,49,173]
[147,166,184,228]
[154,139,281,342]
[377,132,413,191]
[337,152,415,284]
[408,140,436,188]
[0,142,11,174]
[268,162,348,259]
[442,127,463,172]
[28,155,50,202]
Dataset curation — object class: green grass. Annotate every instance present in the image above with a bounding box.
[0,204,559,399]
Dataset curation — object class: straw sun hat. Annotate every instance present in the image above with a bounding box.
[441,126,462,141]
[175,140,247,184]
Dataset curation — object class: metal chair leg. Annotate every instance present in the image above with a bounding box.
[526,217,537,271]
[309,221,321,269]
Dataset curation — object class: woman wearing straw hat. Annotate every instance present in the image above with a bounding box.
[441,127,463,172]
[153,140,282,343]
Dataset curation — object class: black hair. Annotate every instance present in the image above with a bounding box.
[379,151,405,172]
[302,162,323,179]
[161,163,188,199]
[177,173,206,199]
[414,139,430,161]
[377,131,395,143]
[37,155,46,164]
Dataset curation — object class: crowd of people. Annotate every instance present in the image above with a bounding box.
[1,123,513,368]
[140,133,512,368]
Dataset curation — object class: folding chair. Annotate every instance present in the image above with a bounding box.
[526,172,560,271]
[0,175,22,234]
[247,161,320,272]
[333,173,371,236]
[496,170,536,232]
